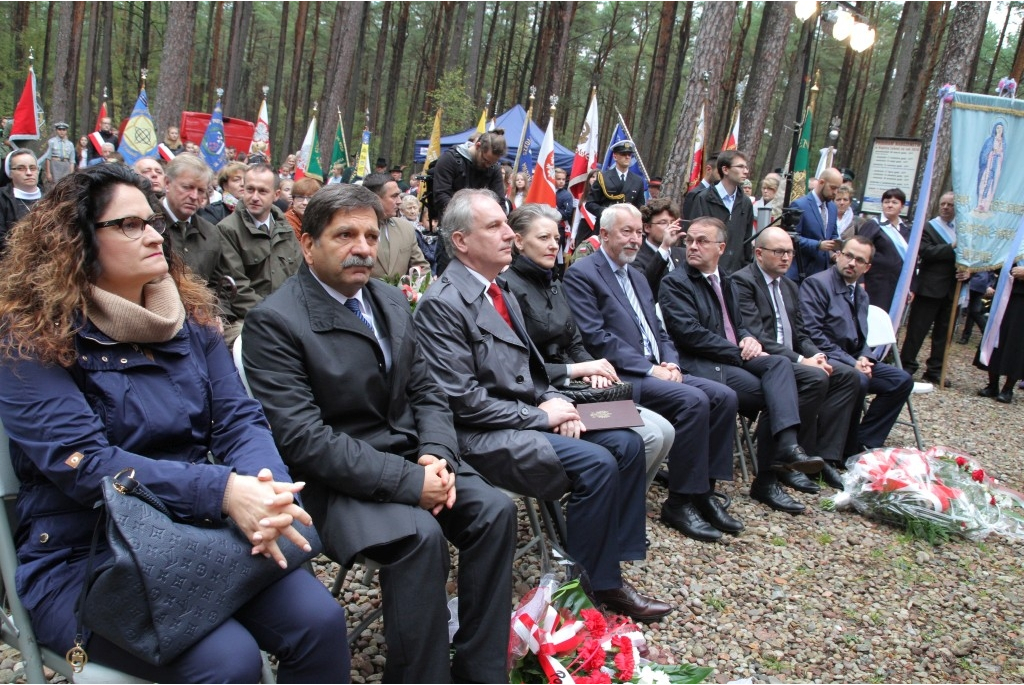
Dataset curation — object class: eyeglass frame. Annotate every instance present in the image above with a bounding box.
[94,214,168,240]
[683,235,725,248]
[838,250,871,266]
[759,247,795,258]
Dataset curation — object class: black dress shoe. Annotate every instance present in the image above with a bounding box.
[593,581,673,622]
[978,385,999,398]
[957,336,969,345]
[771,445,825,474]
[750,475,805,515]
[921,374,951,388]
[997,390,1014,404]
[820,462,845,490]
[777,470,820,494]
[660,500,722,542]
[693,492,744,534]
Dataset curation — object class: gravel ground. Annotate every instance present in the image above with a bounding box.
[4,331,1023,684]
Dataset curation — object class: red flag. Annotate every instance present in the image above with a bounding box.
[687,104,706,190]
[568,90,600,201]
[721,109,740,151]
[9,67,40,142]
[95,101,108,133]
[524,117,557,207]
[89,131,106,155]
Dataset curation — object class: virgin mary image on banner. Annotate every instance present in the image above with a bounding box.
[976,120,1005,213]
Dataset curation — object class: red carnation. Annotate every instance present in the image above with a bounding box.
[581,608,608,639]
[611,635,635,681]
[578,638,606,673]
[991,496,997,506]
[972,469,985,482]
[955,456,968,467]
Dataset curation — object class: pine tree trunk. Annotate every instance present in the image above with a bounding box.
[207,2,225,113]
[99,2,114,113]
[466,1,487,102]
[983,4,1013,91]
[281,2,308,160]
[637,2,678,160]
[224,2,253,113]
[40,2,56,98]
[139,1,152,71]
[899,2,950,138]
[763,20,813,177]
[380,2,410,164]
[478,2,500,104]
[78,3,100,137]
[267,2,289,156]
[320,2,367,169]
[662,1,737,204]
[654,3,693,173]
[50,1,85,132]
[925,0,990,206]
[869,3,923,145]
[154,2,197,138]
[712,2,752,153]
[368,3,392,134]
[549,1,577,134]
[740,1,793,176]
[12,3,30,71]
[1011,7,1024,80]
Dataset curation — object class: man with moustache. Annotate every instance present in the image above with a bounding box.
[242,184,515,683]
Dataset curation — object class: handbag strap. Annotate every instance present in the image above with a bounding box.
[68,498,107,673]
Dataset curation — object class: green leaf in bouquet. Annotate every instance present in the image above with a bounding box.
[550,578,596,614]
[633,662,714,683]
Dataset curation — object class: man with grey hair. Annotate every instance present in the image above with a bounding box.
[134,157,167,198]
[564,202,745,540]
[161,154,225,297]
[417,188,673,621]
[243,184,516,682]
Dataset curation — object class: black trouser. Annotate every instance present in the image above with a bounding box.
[961,290,987,341]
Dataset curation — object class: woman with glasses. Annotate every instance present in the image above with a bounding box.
[284,177,321,239]
[0,149,42,253]
[0,165,349,682]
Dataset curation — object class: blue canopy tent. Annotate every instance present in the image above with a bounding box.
[414,104,575,171]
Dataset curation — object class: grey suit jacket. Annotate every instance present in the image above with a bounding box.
[242,265,460,565]
[371,216,430,281]
[414,259,572,499]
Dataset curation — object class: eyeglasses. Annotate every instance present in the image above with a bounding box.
[761,248,794,258]
[730,164,749,170]
[95,214,167,239]
[839,251,870,266]
[683,236,724,248]
[292,196,312,203]
[10,166,37,173]
[650,219,674,227]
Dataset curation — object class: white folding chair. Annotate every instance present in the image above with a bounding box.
[865,304,925,449]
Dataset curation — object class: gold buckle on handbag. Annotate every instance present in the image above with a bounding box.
[66,639,88,673]
[112,467,136,495]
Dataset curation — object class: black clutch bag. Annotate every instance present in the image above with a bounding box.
[559,380,633,404]
[70,469,321,669]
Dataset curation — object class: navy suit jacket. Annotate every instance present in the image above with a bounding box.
[798,266,872,368]
[562,249,680,402]
[787,191,839,281]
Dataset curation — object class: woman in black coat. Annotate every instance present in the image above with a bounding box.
[500,203,674,491]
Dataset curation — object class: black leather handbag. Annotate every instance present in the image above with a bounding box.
[560,380,633,404]
[70,469,321,669]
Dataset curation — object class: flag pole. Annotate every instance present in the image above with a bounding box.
[337,108,349,166]
[614,106,649,181]
[511,86,536,179]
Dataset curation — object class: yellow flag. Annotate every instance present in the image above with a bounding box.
[476,107,487,135]
[426,109,443,167]
[357,129,372,177]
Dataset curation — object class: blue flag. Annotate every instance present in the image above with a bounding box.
[200,99,228,173]
[601,123,649,199]
[117,88,158,166]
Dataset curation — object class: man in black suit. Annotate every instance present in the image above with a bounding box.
[732,227,859,480]
[242,184,516,683]
[658,217,830,515]
[633,197,686,299]
[799,235,914,455]
[563,203,743,542]
[585,140,646,229]
[682,152,719,220]
[687,150,754,275]
[901,191,957,385]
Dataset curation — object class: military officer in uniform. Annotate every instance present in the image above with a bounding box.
[580,140,646,246]
[42,122,76,186]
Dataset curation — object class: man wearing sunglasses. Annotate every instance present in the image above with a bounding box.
[799,235,913,456]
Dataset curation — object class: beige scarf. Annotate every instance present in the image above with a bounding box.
[88,275,186,343]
